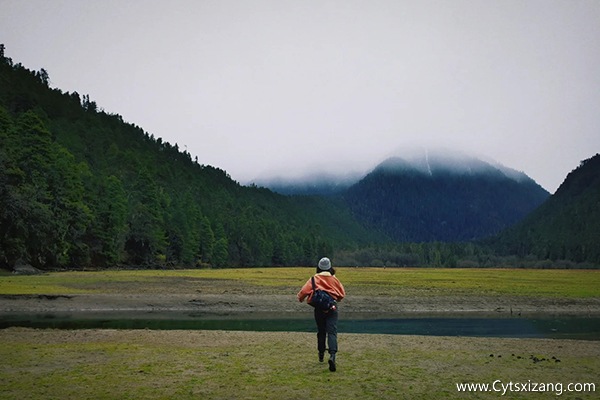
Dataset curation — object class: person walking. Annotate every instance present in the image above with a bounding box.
[297,257,346,372]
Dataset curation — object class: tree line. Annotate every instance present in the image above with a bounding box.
[1,47,597,270]
[0,50,374,270]
[489,154,600,266]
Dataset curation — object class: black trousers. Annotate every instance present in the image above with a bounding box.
[314,308,338,354]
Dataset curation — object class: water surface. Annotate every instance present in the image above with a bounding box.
[1,312,599,340]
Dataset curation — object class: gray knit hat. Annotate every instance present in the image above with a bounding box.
[318,257,331,271]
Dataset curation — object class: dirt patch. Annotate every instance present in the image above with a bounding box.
[1,292,599,317]
[1,270,599,316]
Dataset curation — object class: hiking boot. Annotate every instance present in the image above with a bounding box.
[319,352,324,362]
[328,354,336,372]
[328,359,336,372]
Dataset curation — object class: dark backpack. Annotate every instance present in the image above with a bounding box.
[309,276,337,311]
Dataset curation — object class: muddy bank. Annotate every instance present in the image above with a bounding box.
[2,292,599,317]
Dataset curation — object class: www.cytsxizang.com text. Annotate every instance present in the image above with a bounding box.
[456,380,596,396]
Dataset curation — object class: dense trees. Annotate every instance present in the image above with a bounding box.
[0,110,91,268]
[0,47,597,270]
[490,154,600,265]
[342,157,550,242]
[0,52,376,270]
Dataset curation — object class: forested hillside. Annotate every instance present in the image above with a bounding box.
[342,154,549,242]
[491,154,600,264]
[1,47,597,270]
[0,49,382,270]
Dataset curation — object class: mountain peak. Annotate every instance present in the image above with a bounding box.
[373,148,533,184]
[256,148,540,196]
[345,149,550,242]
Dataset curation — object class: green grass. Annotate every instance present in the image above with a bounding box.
[0,267,598,298]
[0,328,598,400]
[1,268,598,399]
[341,268,600,298]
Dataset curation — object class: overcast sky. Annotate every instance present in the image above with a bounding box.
[2,0,599,193]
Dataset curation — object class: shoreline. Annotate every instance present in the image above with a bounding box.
[2,293,599,317]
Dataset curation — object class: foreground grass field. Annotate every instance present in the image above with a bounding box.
[0,268,598,399]
[0,328,598,400]
[1,267,599,298]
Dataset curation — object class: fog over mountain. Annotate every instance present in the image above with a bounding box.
[253,170,364,196]
[258,147,540,196]
[375,148,538,183]
[5,1,598,194]
[255,147,549,242]
[343,149,550,242]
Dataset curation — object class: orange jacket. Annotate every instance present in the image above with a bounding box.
[297,271,345,303]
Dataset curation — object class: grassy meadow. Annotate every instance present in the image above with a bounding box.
[1,328,599,400]
[0,267,599,298]
[1,267,599,399]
